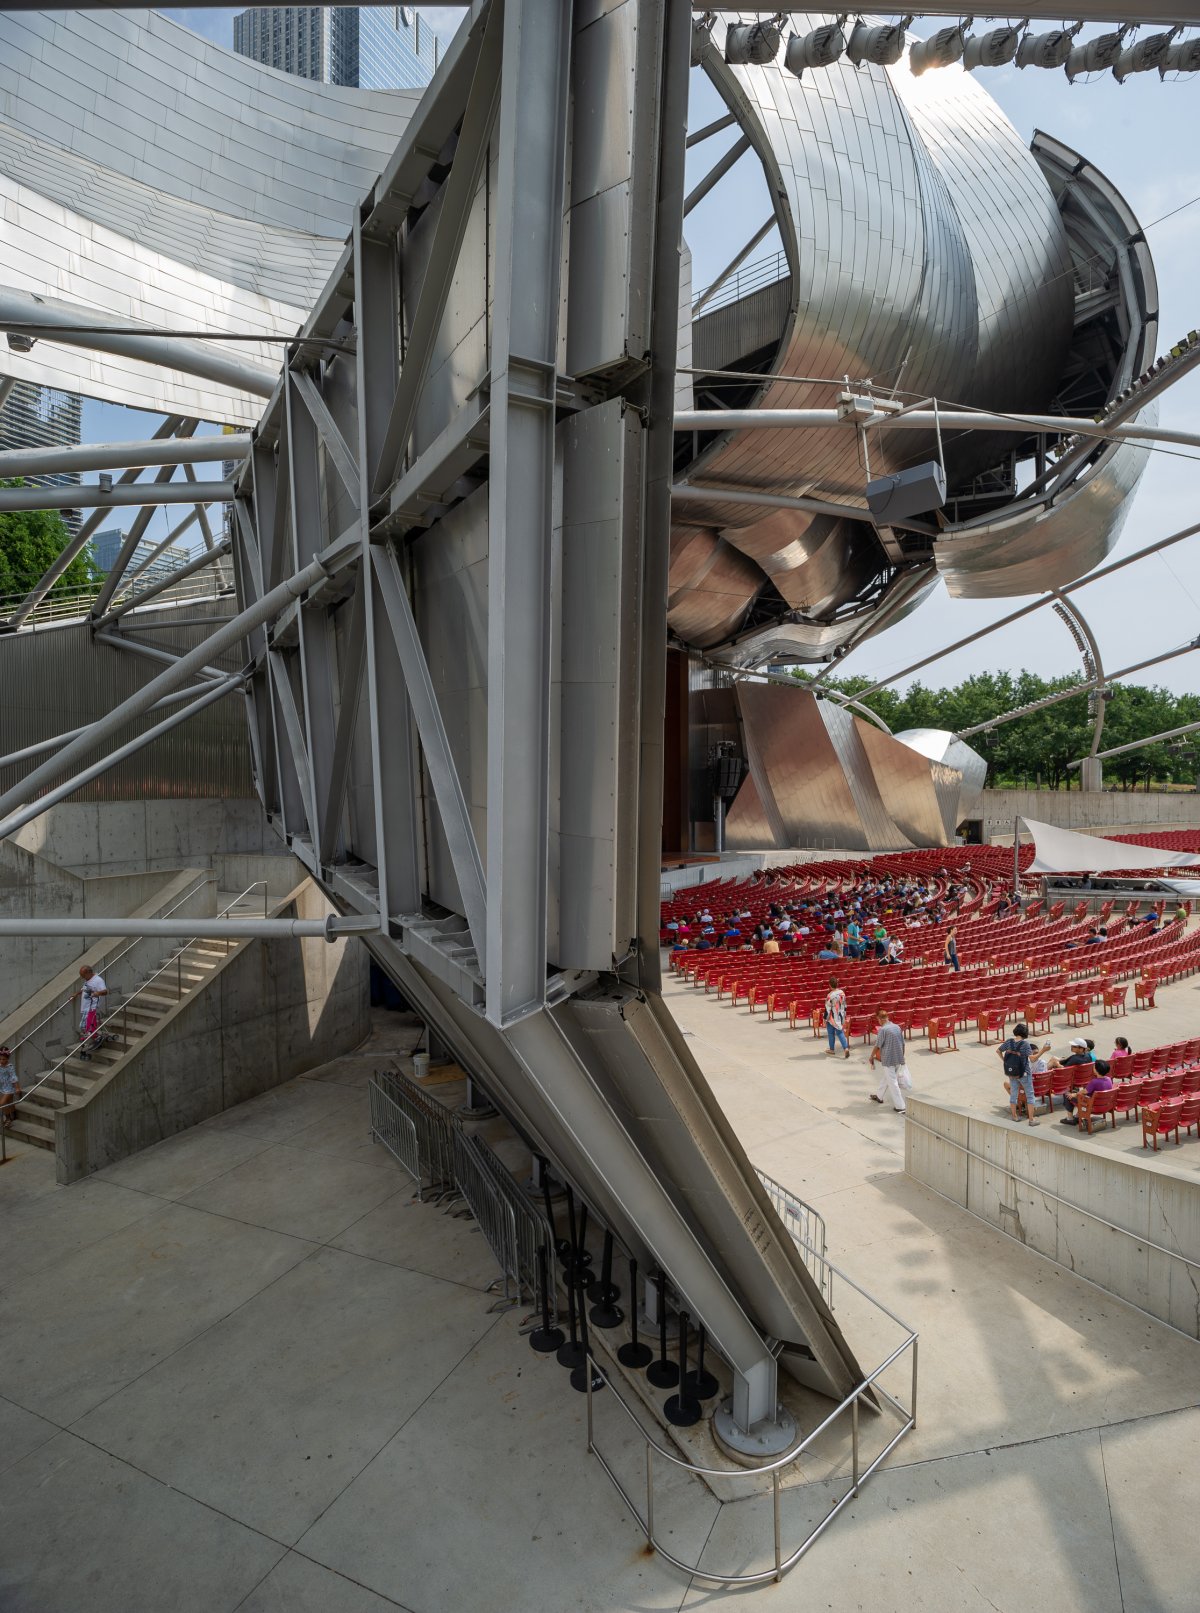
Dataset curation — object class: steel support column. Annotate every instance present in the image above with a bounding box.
[484,0,572,1027]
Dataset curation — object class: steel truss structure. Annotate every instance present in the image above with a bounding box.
[4,0,867,1440]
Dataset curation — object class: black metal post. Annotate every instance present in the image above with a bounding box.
[683,1322,720,1399]
[569,1266,605,1394]
[665,1309,701,1426]
[541,1161,570,1260]
[616,1258,653,1369]
[528,1244,565,1354]
[556,1257,586,1370]
[589,1230,624,1329]
[645,1270,679,1388]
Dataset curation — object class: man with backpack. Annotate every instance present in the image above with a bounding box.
[998,1022,1040,1125]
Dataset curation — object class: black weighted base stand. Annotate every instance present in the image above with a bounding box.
[664,1310,701,1427]
[561,1194,593,1282]
[569,1269,605,1395]
[682,1323,720,1400]
[645,1270,680,1389]
[528,1246,564,1354]
[555,1261,587,1371]
[588,1230,624,1329]
[616,1258,653,1370]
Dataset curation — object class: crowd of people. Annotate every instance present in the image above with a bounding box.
[996,1025,1133,1127]
[664,871,990,963]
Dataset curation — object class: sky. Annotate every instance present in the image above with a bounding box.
[85,11,1200,698]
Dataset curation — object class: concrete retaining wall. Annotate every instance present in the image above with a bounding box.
[12,798,275,877]
[56,878,371,1183]
[978,789,1200,841]
[905,1096,1200,1339]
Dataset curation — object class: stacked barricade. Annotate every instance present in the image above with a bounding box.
[369,1065,557,1322]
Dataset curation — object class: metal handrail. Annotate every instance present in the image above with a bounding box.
[754,1166,831,1306]
[0,565,234,630]
[692,248,789,317]
[583,1252,918,1587]
[13,880,269,1115]
[4,871,216,1071]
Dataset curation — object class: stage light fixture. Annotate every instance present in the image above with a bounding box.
[724,18,783,67]
[1113,30,1174,79]
[847,17,912,68]
[1164,36,1200,71]
[962,24,1020,68]
[1065,30,1125,80]
[783,22,846,77]
[909,25,965,75]
[1016,27,1079,69]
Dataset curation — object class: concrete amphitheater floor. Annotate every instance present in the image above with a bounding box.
[0,975,1198,1613]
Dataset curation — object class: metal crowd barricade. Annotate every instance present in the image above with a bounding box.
[755,1166,833,1307]
[368,1066,557,1325]
[370,1067,456,1200]
[452,1128,523,1310]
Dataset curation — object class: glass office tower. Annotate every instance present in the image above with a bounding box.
[232,6,440,88]
[0,381,83,537]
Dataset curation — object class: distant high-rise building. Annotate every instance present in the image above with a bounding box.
[91,527,191,591]
[0,380,82,537]
[233,6,440,89]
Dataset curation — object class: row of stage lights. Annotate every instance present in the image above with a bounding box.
[704,13,1200,81]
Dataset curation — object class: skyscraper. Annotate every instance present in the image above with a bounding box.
[232,6,440,88]
[0,380,83,537]
[91,527,191,591]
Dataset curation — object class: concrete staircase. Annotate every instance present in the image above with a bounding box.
[8,891,261,1151]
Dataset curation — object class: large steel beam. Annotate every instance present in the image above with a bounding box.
[0,482,234,513]
[0,287,276,397]
[484,0,572,1028]
[0,435,247,479]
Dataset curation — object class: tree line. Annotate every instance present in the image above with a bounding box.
[0,481,97,600]
[791,669,1200,791]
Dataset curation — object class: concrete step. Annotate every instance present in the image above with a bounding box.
[7,1117,53,1149]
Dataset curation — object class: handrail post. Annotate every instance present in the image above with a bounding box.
[585,1353,594,1451]
[772,1469,782,1581]
[645,1445,654,1546]
[911,1338,919,1428]
[851,1394,860,1493]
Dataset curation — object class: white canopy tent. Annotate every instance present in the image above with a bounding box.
[1021,817,1200,875]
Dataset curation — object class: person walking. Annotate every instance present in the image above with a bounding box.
[824,977,850,1059]
[0,1046,21,1131]
[74,963,108,1060]
[943,925,960,972]
[868,1010,910,1112]
[998,1022,1040,1126]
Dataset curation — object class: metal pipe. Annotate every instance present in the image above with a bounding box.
[1068,716,1200,768]
[92,538,233,627]
[0,286,277,397]
[672,407,1200,452]
[683,133,752,217]
[0,554,328,824]
[851,516,1200,699]
[92,630,227,681]
[0,434,249,479]
[120,509,202,589]
[0,676,242,840]
[0,914,378,940]
[0,482,235,513]
[7,416,188,626]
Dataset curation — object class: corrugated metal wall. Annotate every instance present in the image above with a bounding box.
[0,601,254,801]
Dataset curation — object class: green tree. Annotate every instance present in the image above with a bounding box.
[0,480,97,599]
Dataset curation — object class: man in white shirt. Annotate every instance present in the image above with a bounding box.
[76,964,107,1059]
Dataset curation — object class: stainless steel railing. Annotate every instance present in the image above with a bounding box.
[12,881,270,1117]
[4,871,216,1078]
[583,1256,918,1587]
[755,1166,832,1306]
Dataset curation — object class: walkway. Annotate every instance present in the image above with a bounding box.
[1,989,1198,1610]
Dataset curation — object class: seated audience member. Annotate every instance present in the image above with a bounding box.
[1174,903,1188,927]
[886,936,905,965]
[1108,1036,1132,1074]
[762,934,780,955]
[1061,1058,1113,1126]
[816,944,839,961]
[1061,1037,1092,1069]
[1030,1042,1059,1074]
